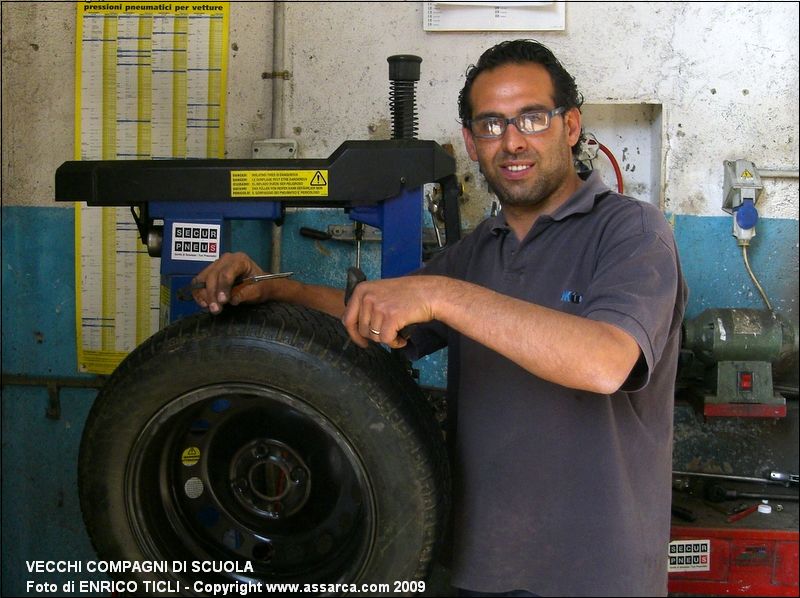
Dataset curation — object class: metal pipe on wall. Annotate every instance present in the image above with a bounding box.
[759,169,799,179]
[1,374,106,419]
[270,2,286,273]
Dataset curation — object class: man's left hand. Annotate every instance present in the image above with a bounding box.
[341,275,440,349]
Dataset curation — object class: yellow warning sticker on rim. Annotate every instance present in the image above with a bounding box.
[182,447,201,466]
[231,170,329,197]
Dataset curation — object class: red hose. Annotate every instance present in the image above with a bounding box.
[598,143,624,194]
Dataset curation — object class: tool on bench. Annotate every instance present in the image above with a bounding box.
[767,470,799,485]
[680,307,796,418]
[673,469,799,487]
[703,501,751,516]
[726,503,759,523]
[705,483,799,503]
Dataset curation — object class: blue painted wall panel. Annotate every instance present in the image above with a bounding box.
[1,387,107,596]
[673,215,799,321]
[2,207,86,377]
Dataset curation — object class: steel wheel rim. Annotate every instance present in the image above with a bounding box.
[125,383,376,584]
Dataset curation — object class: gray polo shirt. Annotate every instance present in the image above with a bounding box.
[406,171,688,596]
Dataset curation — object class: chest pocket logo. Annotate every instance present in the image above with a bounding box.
[560,290,583,305]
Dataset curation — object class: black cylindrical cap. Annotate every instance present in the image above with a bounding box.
[388,55,422,81]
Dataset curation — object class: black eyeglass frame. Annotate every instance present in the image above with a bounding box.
[465,106,566,139]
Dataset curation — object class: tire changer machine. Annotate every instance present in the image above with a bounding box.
[57,55,461,326]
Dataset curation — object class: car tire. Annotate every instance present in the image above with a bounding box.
[78,302,449,595]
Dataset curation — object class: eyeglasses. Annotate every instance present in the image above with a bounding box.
[466,106,565,139]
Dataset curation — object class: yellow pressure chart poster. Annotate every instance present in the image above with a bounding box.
[74,1,228,373]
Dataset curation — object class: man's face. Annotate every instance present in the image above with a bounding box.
[462,63,581,211]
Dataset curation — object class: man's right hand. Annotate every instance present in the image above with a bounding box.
[192,252,272,314]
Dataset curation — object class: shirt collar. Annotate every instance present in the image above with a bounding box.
[550,170,612,221]
[489,170,612,235]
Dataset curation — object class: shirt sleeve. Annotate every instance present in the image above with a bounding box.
[582,207,685,392]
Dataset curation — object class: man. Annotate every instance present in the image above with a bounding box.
[193,40,687,596]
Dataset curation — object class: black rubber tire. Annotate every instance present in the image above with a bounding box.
[78,302,449,596]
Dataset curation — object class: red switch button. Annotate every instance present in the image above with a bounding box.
[738,371,753,391]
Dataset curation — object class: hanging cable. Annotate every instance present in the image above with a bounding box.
[741,244,773,312]
[598,143,624,194]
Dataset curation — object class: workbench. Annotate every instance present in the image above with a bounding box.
[669,487,799,596]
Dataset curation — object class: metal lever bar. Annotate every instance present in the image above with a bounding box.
[189,272,294,290]
[705,484,799,503]
[178,272,294,301]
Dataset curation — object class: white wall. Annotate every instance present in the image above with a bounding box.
[2,2,75,206]
[280,1,799,224]
[3,2,798,224]
[1,1,274,205]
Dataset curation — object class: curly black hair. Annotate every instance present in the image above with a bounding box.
[458,40,585,154]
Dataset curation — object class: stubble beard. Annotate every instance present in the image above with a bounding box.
[482,157,565,210]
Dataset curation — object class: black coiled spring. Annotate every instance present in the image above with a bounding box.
[387,55,422,140]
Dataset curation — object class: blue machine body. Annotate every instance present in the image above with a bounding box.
[151,188,425,323]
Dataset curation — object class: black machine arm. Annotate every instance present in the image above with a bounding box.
[55,139,455,208]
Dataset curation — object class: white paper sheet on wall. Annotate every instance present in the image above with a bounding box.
[423,1,566,31]
[74,1,228,373]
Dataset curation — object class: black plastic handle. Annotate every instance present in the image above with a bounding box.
[299,227,332,241]
[344,267,367,305]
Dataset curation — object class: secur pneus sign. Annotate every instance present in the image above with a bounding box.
[170,223,220,262]
[231,170,329,197]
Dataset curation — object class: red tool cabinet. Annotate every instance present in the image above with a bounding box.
[669,501,799,596]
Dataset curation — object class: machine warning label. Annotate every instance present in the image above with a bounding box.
[230,170,329,197]
[171,223,221,262]
[668,539,710,572]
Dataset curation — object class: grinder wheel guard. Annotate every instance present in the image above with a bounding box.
[78,302,449,595]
